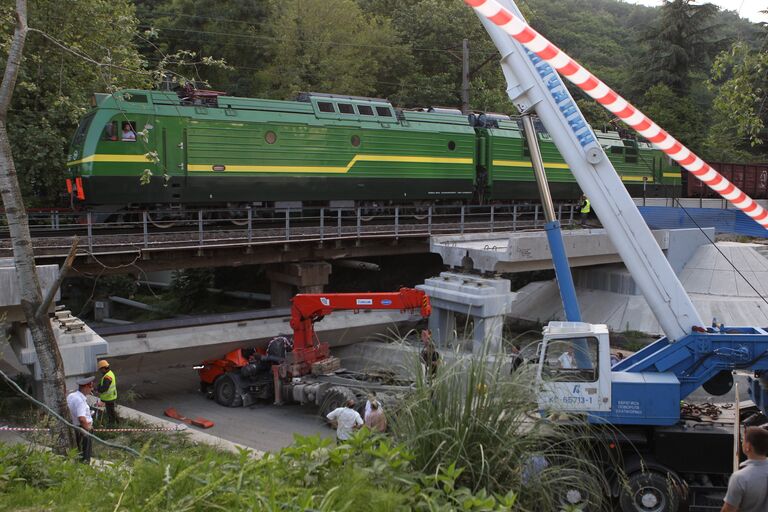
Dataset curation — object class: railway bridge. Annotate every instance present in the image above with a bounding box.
[3,200,764,306]
[0,203,577,291]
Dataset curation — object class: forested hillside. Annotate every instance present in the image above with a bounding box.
[2,0,766,204]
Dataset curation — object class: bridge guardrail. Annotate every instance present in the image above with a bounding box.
[0,203,578,257]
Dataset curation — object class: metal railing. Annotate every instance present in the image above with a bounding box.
[0,203,578,256]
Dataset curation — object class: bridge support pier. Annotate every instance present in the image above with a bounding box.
[267,261,332,307]
[1,260,108,389]
[418,272,515,354]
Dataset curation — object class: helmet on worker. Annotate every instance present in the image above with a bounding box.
[98,359,110,371]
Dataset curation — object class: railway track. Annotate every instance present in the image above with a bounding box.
[0,203,578,258]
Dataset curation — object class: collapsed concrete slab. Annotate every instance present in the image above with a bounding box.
[509,242,768,335]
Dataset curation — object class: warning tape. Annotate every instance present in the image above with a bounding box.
[463,0,768,229]
[0,426,186,432]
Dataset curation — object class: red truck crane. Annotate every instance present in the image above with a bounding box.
[197,288,431,413]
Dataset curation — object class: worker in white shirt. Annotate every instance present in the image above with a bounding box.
[326,399,363,443]
[558,347,575,369]
[66,376,98,463]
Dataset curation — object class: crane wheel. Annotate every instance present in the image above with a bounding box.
[214,374,244,407]
[619,471,680,512]
[318,386,355,419]
[554,469,604,511]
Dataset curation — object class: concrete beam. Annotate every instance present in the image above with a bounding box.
[431,229,670,274]
[101,309,421,375]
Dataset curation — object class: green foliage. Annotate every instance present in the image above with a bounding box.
[168,268,214,313]
[632,0,723,96]
[135,0,269,96]
[261,0,411,100]
[96,274,138,299]
[639,83,706,149]
[0,0,149,206]
[526,0,647,92]
[0,431,518,511]
[391,350,606,510]
[705,41,768,160]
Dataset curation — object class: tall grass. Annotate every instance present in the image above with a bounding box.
[390,344,608,511]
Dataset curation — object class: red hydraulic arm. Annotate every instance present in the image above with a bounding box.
[288,288,432,373]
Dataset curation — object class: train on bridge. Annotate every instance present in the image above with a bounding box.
[65,88,686,214]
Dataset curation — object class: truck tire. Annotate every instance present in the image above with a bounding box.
[555,469,604,511]
[319,386,355,418]
[619,471,680,512]
[214,374,243,407]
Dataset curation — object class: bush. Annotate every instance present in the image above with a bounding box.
[0,432,518,511]
[168,268,215,313]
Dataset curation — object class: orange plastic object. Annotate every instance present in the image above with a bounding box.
[164,407,214,429]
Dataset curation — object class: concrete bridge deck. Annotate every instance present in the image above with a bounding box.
[430,228,708,274]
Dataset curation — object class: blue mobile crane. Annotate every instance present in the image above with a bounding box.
[474,1,768,510]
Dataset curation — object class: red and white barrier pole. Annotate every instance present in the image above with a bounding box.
[464,0,768,229]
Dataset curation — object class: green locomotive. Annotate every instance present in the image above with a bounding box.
[65,89,681,211]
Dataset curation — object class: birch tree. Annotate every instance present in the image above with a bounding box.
[0,0,70,452]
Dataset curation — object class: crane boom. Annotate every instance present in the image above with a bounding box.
[472,0,703,341]
[289,288,432,374]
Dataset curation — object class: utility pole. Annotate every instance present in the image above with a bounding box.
[461,38,470,114]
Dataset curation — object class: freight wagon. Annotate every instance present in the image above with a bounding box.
[684,161,768,200]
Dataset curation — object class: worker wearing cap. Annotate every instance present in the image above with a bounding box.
[66,376,96,463]
[97,360,118,426]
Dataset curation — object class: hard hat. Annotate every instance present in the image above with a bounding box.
[98,360,110,369]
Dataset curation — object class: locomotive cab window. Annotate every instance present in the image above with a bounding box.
[72,114,94,145]
[357,105,374,116]
[101,121,118,141]
[375,106,392,117]
[121,121,137,142]
[338,103,355,114]
[318,102,336,113]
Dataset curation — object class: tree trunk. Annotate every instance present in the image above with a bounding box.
[0,0,71,453]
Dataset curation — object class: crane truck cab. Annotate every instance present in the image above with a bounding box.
[536,322,611,414]
[536,321,768,425]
